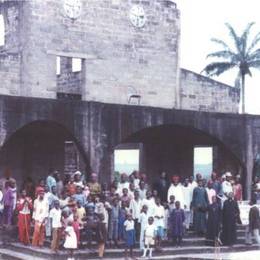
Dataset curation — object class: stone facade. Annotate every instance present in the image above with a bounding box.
[0,0,181,108]
[180,69,240,113]
[0,0,239,112]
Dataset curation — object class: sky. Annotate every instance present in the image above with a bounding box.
[174,0,260,114]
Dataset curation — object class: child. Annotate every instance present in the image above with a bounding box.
[108,198,120,248]
[84,206,99,247]
[154,198,165,250]
[49,200,62,252]
[76,200,86,228]
[118,200,129,241]
[142,216,157,258]
[121,188,131,207]
[124,213,135,259]
[96,213,107,259]
[139,205,149,250]
[170,201,185,247]
[72,214,80,247]
[64,221,77,260]
[168,195,175,213]
[163,202,169,240]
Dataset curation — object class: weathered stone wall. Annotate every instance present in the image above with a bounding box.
[0,53,20,95]
[180,69,240,113]
[12,0,180,108]
[0,1,21,96]
[57,57,83,97]
[0,0,240,113]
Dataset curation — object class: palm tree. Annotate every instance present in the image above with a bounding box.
[203,22,260,113]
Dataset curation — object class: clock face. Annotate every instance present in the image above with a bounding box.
[63,0,82,19]
[129,5,146,28]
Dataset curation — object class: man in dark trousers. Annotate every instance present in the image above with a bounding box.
[247,196,260,245]
[153,172,169,203]
[221,192,240,246]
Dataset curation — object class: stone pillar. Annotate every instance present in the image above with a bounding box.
[245,123,254,200]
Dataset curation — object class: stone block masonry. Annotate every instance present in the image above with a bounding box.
[180,69,240,113]
[0,0,239,113]
[8,0,181,108]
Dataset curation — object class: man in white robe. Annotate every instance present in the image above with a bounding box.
[167,175,185,208]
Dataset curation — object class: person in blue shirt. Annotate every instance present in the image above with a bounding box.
[46,170,57,192]
[72,186,87,207]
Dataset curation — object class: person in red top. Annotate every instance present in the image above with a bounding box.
[66,176,76,196]
[233,175,243,202]
[16,189,33,245]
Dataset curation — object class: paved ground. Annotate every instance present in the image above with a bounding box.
[1,247,260,260]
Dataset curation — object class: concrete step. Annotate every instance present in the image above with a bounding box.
[41,235,246,248]
[5,242,260,260]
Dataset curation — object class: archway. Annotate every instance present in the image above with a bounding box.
[0,120,90,188]
[113,124,244,184]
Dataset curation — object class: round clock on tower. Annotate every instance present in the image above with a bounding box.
[63,0,82,20]
[129,5,146,28]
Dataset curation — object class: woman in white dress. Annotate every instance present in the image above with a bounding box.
[64,221,77,260]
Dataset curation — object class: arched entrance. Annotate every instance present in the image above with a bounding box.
[0,120,89,188]
[113,124,244,183]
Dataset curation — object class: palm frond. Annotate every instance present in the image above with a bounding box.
[248,59,260,69]
[202,62,236,77]
[210,38,232,51]
[207,50,237,59]
[225,23,241,53]
[247,32,260,54]
[241,22,255,54]
[248,48,260,61]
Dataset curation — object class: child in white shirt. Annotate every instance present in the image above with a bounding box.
[142,217,157,258]
[124,214,135,259]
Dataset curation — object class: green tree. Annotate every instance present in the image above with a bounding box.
[203,22,260,113]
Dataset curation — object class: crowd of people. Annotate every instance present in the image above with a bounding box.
[0,169,260,259]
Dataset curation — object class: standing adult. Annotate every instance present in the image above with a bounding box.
[74,171,84,188]
[153,172,169,203]
[167,175,185,208]
[206,180,216,205]
[191,179,209,236]
[233,175,243,202]
[46,170,57,192]
[205,196,221,246]
[211,172,222,196]
[129,190,142,241]
[248,197,260,245]
[0,169,16,191]
[3,180,16,225]
[221,192,240,246]
[131,170,140,189]
[55,172,64,198]
[16,189,33,245]
[32,189,49,247]
[138,181,147,200]
[221,172,233,206]
[117,173,129,196]
[88,173,101,198]
[142,191,156,218]
[182,178,192,230]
